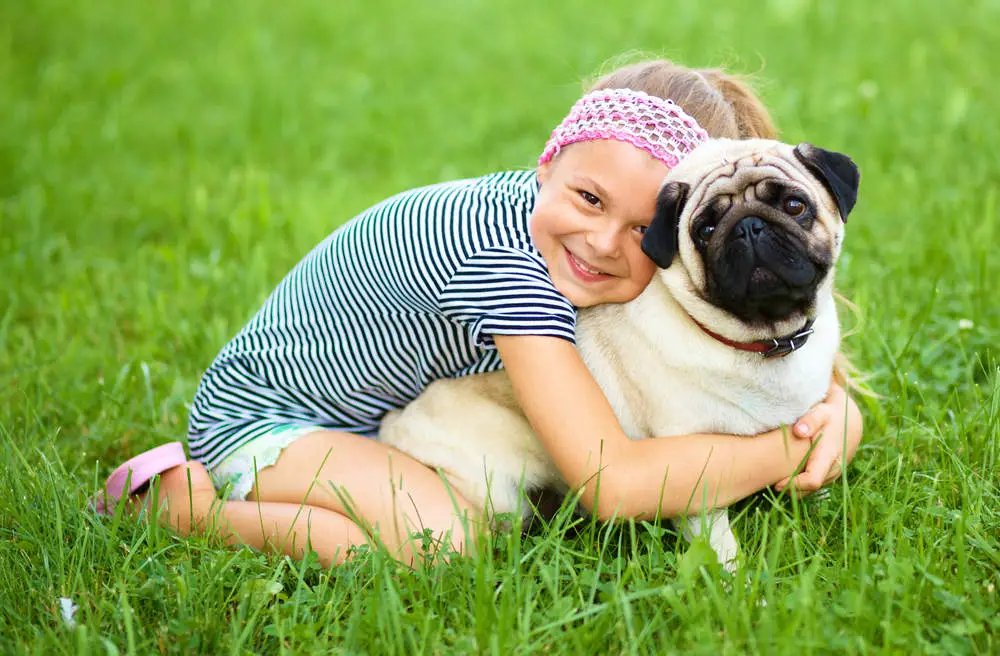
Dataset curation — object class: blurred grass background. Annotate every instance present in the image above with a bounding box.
[1,0,998,653]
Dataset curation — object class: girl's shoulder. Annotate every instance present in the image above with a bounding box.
[323,169,542,278]
[465,169,539,193]
[355,168,540,245]
[410,169,539,207]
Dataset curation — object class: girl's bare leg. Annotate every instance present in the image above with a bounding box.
[142,462,368,567]
[248,430,480,566]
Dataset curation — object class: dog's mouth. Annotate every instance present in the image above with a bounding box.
[748,266,779,288]
[706,214,827,324]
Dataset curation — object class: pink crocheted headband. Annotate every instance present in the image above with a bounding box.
[538,88,710,168]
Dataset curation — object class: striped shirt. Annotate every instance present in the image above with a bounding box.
[187,170,577,469]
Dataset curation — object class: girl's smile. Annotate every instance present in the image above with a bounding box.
[565,248,613,282]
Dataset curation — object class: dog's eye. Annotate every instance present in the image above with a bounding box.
[783,197,807,217]
[697,223,715,243]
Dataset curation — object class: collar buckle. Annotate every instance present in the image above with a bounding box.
[763,321,816,358]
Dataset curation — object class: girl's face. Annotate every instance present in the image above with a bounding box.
[531,140,670,308]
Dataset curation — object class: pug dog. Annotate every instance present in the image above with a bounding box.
[377,138,860,567]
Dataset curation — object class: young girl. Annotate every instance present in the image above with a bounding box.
[97,59,864,567]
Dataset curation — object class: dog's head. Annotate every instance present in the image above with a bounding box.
[641,138,860,341]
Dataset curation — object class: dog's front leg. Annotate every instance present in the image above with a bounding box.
[672,508,739,572]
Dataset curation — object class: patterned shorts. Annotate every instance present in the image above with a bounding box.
[208,424,327,501]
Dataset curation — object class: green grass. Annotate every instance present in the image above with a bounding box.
[2,0,999,652]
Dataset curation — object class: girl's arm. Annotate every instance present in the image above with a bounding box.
[495,333,862,520]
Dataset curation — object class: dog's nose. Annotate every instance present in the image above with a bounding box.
[733,216,766,241]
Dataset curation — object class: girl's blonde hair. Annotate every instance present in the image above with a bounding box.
[587,59,777,141]
[587,58,864,392]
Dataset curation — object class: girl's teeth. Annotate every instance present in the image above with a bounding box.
[575,254,602,275]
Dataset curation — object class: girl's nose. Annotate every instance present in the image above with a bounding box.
[586,226,622,258]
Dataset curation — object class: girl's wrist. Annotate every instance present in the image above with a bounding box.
[767,425,812,481]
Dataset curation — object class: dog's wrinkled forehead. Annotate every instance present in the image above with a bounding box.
[669,138,817,213]
[669,138,796,179]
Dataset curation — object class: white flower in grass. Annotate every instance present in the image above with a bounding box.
[958,319,974,330]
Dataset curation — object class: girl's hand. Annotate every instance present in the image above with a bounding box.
[774,382,863,497]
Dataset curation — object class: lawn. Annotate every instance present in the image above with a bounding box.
[1,0,998,653]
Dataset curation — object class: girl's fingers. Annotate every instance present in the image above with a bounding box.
[789,470,824,494]
[781,452,843,497]
[793,402,833,439]
[776,463,823,494]
[776,382,847,490]
[824,454,844,482]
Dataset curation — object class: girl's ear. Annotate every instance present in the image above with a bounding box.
[536,161,553,184]
[641,182,690,268]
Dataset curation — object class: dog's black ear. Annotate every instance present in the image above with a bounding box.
[793,143,861,223]
[642,181,689,269]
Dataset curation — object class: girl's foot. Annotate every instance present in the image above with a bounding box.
[94,443,217,534]
[93,442,188,515]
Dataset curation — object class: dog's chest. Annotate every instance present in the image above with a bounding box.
[575,298,837,439]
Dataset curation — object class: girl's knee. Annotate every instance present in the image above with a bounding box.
[147,461,218,535]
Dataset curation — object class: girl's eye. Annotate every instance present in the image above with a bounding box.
[633,225,648,235]
[697,223,716,243]
[578,190,601,207]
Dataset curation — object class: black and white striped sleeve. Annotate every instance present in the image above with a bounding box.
[437,246,577,347]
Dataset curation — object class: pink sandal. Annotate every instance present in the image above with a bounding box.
[93,442,188,515]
